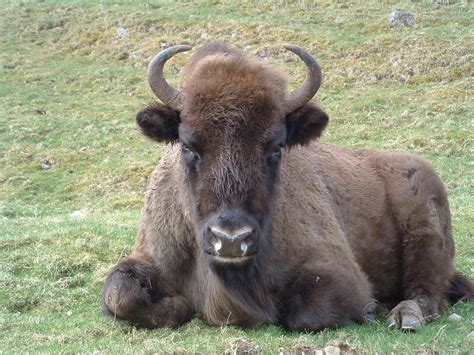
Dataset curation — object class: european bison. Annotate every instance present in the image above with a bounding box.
[103,42,473,331]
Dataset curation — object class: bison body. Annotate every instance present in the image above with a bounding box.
[103,42,473,331]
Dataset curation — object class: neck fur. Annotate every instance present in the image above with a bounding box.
[201,254,277,326]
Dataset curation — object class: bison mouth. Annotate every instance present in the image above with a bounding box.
[210,254,253,264]
[204,242,257,265]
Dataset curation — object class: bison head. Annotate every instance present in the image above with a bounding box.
[136,42,328,268]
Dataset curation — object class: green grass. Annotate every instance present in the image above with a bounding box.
[1,0,472,352]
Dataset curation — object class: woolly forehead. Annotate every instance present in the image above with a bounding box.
[180,54,288,138]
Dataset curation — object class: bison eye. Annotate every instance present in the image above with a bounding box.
[182,144,191,153]
[272,146,282,159]
[267,144,283,164]
[181,144,200,165]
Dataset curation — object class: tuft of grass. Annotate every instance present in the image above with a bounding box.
[1,0,472,352]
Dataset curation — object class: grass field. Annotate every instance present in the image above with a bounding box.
[1,0,473,352]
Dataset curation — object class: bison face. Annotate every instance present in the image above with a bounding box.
[137,101,328,265]
[136,43,327,266]
[176,114,286,265]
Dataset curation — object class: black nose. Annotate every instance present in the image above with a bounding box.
[207,224,257,258]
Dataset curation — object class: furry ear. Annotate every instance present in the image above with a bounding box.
[285,103,329,146]
[136,102,181,143]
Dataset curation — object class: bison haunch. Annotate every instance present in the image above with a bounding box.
[103,42,473,331]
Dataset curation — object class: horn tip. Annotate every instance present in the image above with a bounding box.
[163,45,193,55]
[283,43,299,51]
[177,45,193,51]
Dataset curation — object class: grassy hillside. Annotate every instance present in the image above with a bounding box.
[1,0,472,352]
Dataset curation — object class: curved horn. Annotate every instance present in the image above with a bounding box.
[283,44,322,114]
[147,45,192,111]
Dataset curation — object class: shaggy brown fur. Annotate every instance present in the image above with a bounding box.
[103,42,472,331]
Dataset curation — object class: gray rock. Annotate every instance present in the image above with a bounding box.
[389,10,415,27]
[117,26,129,37]
[448,313,462,321]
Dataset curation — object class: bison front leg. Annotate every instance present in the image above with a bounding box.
[284,264,374,332]
[102,255,193,328]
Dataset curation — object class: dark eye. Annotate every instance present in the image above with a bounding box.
[272,146,282,159]
[181,144,200,165]
[267,144,283,164]
[182,144,191,153]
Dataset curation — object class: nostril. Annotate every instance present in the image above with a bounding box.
[209,228,218,240]
[233,227,254,241]
[243,233,253,243]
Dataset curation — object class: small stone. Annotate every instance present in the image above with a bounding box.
[117,26,128,37]
[70,210,88,219]
[391,57,401,66]
[388,10,415,27]
[74,238,86,247]
[315,350,324,355]
[324,345,341,355]
[40,159,55,170]
[448,313,462,321]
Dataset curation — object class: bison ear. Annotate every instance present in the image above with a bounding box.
[136,102,181,143]
[285,103,329,146]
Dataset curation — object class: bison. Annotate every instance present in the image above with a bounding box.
[102,42,473,331]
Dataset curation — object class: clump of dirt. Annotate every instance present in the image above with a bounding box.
[326,341,358,354]
[225,337,261,355]
[286,342,321,354]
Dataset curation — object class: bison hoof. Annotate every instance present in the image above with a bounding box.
[363,298,379,322]
[387,300,424,331]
